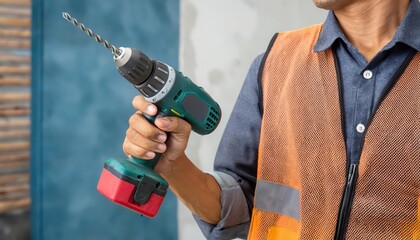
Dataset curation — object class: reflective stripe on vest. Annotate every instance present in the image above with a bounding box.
[255,179,300,221]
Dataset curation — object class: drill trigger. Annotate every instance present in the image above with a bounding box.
[134,175,158,204]
[143,111,166,124]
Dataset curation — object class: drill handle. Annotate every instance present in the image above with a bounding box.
[129,154,161,169]
[128,111,167,169]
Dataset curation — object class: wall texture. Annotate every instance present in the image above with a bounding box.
[31,0,179,239]
[179,1,327,239]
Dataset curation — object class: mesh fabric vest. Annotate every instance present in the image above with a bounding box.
[248,24,419,239]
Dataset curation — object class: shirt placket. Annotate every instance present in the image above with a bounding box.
[349,67,377,164]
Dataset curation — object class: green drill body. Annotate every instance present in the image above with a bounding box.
[101,58,221,214]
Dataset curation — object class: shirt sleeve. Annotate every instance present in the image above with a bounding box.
[193,54,264,239]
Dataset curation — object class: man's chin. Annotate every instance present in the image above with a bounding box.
[312,0,343,10]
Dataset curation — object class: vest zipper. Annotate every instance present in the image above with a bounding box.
[332,48,416,239]
[334,164,358,239]
[332,48,352,240]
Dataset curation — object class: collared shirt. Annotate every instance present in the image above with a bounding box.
[195,1,420,239]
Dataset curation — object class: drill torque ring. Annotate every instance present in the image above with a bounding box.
[62,12,122,57]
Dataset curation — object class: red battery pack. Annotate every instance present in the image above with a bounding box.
[97,168,164,218]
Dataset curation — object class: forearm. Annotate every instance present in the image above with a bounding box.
[160,153,222,224]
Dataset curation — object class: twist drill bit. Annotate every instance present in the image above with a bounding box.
[62,12,122,57]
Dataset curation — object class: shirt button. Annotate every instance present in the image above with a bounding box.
[363,70,373,79]
[356,123,365,133]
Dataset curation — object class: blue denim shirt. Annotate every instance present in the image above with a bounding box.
[195,1,419,239]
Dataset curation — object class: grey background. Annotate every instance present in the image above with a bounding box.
[179,1,327,239]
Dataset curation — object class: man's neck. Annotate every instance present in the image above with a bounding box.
[334,0,410,62]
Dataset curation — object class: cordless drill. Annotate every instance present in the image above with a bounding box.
[63,13,221,217]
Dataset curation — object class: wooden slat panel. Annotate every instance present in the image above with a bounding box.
[0,39,30,48]
[0,0,32,213]
[0,92,30,102]
[0,192,29,201]
[0,159,28,168]
[0,183,30,207]
[0,65,31,74]
[0,141,30,151]
[0,129,30,138]
[0,7,31,16]
[0,173,29,184]
[0,77,31,86]
[0,0,31,7]
[0,54,30,63]
[0,197,30,213]
[0,168,29,175]
[0,182,29,194]
[0,190,28,200]
[0,28,31,38]
[0,118,30,128]
[0,106,30,116]
[0,17,31,27]
[0,153,29,162]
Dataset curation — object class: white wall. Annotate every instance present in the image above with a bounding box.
[179,1,327,239]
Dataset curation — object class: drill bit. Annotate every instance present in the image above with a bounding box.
[62,12,122,57]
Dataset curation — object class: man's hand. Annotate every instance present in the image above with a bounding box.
[123,95,221,224]
[123,95,192,175]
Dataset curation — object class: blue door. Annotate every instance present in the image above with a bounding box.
[31,0,179,239]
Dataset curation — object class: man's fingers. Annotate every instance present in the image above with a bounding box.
[128,112,167,142]
[123,138,157,159]
[155,117,192,135]
[132,95,157,115]
[126,128,167,153]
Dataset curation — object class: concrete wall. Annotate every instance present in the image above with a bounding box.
[179,1,327,239]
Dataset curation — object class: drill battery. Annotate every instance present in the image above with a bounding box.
[97,157,168,217]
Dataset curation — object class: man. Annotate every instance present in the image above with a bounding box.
[123,0,419,239]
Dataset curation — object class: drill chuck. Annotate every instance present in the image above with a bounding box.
[114,47,153,86]
[114,47,176,103]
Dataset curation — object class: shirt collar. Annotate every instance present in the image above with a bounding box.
[314,0,420,53]
[392,0,420,52]
[313,11,346,52]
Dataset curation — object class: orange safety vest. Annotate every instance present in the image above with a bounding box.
[248,24,419,239]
